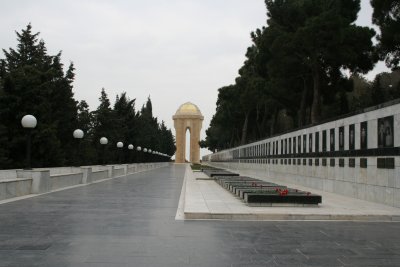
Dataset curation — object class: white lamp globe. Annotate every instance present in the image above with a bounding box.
[21,115,37,129]
[73,129,84,139]
[143,148,147,153]
[100,137,108,145]
[148,149,152,153]
[117,142,123,148]
[128,144,134,150]
[137,146,142,151]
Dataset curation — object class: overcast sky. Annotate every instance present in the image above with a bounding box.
[0,0,389,157]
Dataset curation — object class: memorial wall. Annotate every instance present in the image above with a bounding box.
[203,100,400,207]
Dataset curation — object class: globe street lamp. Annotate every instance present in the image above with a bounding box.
[21,115,37,170]
[73,129,84,166]
[117,142,124,164]
[100,137,108,165]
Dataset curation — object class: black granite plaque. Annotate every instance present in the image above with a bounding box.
[315,132,320,153]
[289,159,291,165]
[303,135,306,154]
[330,129,335,151]
[284,159,287,165]
[339,126,344,151]
[289,138,292,154]
[297,159,301,165]
[349,158,355,168]
[339,158,345,167]
[281,140,284,155]
[349,124,355,150]
[322,158,327,166]
[309,159,312,166]
[322,130,327,152]
[377,158,386,169]
[330,158,335,167]
[293,159,296,165]
[360,121,368,149]
[293,137,296,154]
[386,158,395,169]
[378,116,394,148]
[298,136,301,154]
[315,159,319,166]
[360,158,367,168]
[303,159,306,165]
[309,133,313,153]
[281,159,283,165]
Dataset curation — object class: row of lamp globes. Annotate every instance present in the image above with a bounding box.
[21,114,170,169]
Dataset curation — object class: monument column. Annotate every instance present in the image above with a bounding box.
[190,120,202,164]
[173,102,204,164]
[174,120,185,163]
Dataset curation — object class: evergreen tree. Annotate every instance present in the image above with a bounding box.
[0,24,78,168]
[265,0,376,123]
[371,0,400,69]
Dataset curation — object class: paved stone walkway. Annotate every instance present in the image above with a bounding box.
[0,164,399,267]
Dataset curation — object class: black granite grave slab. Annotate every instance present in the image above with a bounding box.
[203,169,239,177]
[245,193,322,205]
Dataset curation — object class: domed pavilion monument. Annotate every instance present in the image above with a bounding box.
[173,102,204,164]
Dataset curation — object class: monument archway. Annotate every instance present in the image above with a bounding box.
[173,102,204,164]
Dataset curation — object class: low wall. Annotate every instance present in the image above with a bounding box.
[204,101,400,208]
[0,163,169,201]
[0,179,32,201]
[50,172,83,191]
[113,168,125,177]
[92,170,109,181]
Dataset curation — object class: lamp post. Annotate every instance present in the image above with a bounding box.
[143,148,148,163]
[136,146,142,163]
[128,144,134,163]
[100,137,108,165]
[148,149,153,162]
[21,115,37,170]
[73,129,84,166]
[117,142,124,164]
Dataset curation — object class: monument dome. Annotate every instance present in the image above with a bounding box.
[174,102,203,117]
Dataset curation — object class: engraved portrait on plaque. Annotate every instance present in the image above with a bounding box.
[378,116,394,148]
[339,126,344,151]
[349,124,355,150]
[360,121,368,149]
[293,137,296,154]
[298,136,301,154]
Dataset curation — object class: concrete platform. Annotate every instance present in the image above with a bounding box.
[1,164,400,266]
[181,165,400,221]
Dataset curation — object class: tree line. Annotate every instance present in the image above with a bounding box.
[0,24,175,169]
[201,0,400,152]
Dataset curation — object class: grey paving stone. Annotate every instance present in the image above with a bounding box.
[0,164,399,266]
